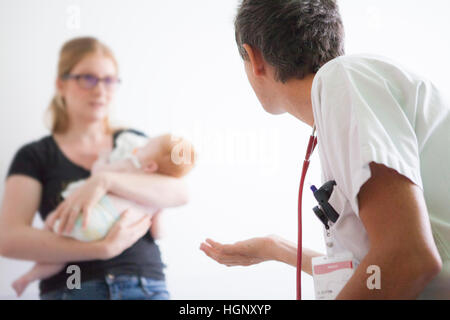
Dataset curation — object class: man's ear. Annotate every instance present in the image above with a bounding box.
[143,160,158,173]
[243,44,266,77]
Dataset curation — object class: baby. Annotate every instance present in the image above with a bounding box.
[12,131,196,297]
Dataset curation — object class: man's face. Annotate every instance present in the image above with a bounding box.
[243,60,286,115]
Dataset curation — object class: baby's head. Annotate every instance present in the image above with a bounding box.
[139,134,196,178]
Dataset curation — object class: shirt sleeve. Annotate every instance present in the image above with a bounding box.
[313,59,423,217]
[6,143,44,183]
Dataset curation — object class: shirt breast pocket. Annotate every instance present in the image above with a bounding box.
[327,183,357,228]
[326,181,370,262]
[323,183,346,224]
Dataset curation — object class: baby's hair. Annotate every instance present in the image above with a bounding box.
[156,134,196,178]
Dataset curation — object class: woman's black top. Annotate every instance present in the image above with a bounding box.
[6,129,165,295]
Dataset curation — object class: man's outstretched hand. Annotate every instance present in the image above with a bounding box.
[200,236,276,267]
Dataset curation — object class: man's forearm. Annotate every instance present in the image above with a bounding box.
[103,172,189,208]
[0,225,105,264]
[269,236,323,275]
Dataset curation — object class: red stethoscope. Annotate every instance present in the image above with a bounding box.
[297,125,318,300]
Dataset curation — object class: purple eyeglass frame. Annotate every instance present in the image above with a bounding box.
[62,73,121,89]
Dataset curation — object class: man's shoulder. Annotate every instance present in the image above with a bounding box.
[313,53,427,101]
[321,53,423,82]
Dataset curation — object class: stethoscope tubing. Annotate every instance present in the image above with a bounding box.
[297,125,318,300]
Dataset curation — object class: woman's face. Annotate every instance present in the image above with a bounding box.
[58,53,118,125]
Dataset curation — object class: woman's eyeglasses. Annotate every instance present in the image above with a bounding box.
[62,74,121,90]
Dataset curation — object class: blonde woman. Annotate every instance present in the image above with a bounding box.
[0,37,189,300]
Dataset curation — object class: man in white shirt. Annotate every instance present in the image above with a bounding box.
[201,0,449,299]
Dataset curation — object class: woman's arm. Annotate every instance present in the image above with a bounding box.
[200,235,323,276]
[0,176,106,263]
[46,170,189,236]
[0,176,151,264]
[149,210,163,240]
[92,154,141,174]
[101,171,189,209]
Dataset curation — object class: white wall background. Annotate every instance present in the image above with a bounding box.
[0,0,449,300]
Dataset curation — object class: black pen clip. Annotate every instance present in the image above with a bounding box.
[311,180,340,227]
[313,206,330,230]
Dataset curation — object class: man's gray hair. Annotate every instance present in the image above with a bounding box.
[235,0,345,83]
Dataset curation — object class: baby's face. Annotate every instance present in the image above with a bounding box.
[137,134,193,177]
[136,135,176,174]
[137,137,162,162]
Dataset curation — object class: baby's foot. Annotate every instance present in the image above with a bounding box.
[12,276,30,297]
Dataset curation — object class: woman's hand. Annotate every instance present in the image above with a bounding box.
[45,173,110,235]
[99,209,152,259]
[199,236,278,267]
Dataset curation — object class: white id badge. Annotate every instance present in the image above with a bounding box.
[312,251,359,300]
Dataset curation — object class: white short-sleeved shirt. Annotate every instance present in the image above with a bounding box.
[311,54,450,299]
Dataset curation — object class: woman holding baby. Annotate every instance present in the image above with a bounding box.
[0,37,192,300]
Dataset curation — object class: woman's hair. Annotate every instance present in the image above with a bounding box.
[46,37,119,134]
